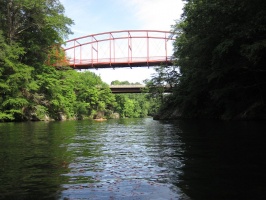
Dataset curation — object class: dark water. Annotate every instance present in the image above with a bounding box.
[0,118,266,200]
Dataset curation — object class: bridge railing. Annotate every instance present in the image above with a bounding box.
[63,30,176,69]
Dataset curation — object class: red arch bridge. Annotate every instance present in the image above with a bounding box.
[62,30,176,69]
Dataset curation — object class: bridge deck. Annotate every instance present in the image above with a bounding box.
[68,57,173,69]
[109,85,172,93]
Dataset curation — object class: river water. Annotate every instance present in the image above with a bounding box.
[0,118,266,199]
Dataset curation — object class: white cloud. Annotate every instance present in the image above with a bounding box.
[62,0,184,36]
[120,0,184,30]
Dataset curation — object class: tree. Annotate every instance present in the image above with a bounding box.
[111,80,130,85]
[144,65,179,104]
[168,0,266,119]
[0,0,75,121]
[113,93,153,118]
[0,0,73,67]
[0,31,33,121]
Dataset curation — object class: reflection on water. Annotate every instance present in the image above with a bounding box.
[177,120,266,200]
[60,119,186,199]
[0,119,266,199]
[0,122,74,199]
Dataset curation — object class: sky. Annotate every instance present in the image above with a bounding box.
[60,0,184,84]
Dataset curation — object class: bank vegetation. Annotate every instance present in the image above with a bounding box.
[0,0,160,122]
[149,0,266,120]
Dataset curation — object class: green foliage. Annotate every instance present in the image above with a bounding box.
[0,1,162,122]
[0,0,73,67]
[0,112,14,121]
[0,31,34,121]
[0,1,118,122]
[0,0,74,121]
[165,0,266,119]
[110,80,158,118]
[144,65,179,104]
[71,72,116,119]
[113,93,154,118]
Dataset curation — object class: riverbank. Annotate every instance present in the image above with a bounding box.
[153,103,266,120]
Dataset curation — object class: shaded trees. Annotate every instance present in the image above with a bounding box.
[144,65,179,104]
[157,0,266,119]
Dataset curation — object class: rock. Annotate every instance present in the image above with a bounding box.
[58,112,67,121]
[110,112,120,119]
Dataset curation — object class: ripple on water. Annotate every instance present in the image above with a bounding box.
[60,118,187,199]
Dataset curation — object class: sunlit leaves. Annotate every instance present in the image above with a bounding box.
[0,0,163,121]
[2,98,28,108]
[0,0,73,67]
[0,112,14,121]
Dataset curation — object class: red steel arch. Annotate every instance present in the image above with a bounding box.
[63,30,175,69]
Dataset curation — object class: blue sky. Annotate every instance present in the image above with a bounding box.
[61,0,184,84]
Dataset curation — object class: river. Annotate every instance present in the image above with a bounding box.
[0,118,266,199]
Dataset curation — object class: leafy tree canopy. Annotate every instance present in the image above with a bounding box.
[153,0,266,119]
[0,0,163,122]
[0,0,73,66]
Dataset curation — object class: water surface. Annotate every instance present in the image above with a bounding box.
[0,118,265,199]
